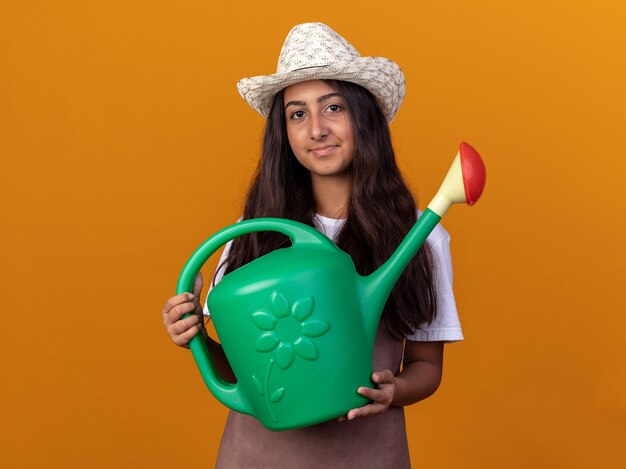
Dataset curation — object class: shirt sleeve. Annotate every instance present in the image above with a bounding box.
[406,226,464,343]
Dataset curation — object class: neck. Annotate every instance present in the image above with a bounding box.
[311,174,352,219]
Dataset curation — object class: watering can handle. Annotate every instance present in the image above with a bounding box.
[175,218,332,414]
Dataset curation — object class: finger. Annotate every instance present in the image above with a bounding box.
[193,272,204,298]
[166,315,198,341]
[193,273,205,315]
[372,370,395,384]
[357,386,385,402]
[169,314,200,336]
[347,402,385,420]
[162,293,194,316]
[166,302,197,325]
[164,301,197,325]
[172,321,200,347]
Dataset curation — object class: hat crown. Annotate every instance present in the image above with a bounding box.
[237,22,405,122]
[277,23,361,74]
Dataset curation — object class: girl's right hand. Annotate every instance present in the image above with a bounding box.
[162,273,204,348]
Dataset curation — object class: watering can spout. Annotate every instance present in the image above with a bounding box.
[360,142,486,343]
[359,210,442,342]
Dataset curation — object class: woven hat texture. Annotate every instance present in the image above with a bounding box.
[237,23,406,122]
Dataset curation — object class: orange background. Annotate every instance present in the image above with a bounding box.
[2,1,625,467]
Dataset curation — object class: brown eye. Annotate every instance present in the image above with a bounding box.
[291,110,306,120]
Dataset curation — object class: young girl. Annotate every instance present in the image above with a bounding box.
[162,23,462,468]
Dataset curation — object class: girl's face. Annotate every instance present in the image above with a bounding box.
[283,80,355,182]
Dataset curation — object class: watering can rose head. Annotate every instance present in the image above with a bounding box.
[252,290,331,370]
[427,142,486,217]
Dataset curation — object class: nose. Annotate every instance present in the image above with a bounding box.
[309,113,328,141]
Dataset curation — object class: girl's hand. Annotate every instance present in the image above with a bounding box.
[339,370,396,421]
[162,273,204,348]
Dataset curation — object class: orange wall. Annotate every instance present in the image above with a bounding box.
[1,1,625,467]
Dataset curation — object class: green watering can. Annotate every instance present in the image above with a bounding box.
[176,142,486,431]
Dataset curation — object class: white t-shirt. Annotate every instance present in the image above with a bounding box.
[204,214,463,342]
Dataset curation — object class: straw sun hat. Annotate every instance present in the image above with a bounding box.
[237,22,406,122]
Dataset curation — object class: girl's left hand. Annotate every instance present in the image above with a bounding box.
[339,370,396,421]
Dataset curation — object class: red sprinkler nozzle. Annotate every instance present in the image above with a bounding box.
[459,142,486,206]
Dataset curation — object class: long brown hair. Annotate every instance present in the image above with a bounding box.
[222,80,437,339]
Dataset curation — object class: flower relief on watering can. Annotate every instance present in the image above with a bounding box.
[250,290,331,421]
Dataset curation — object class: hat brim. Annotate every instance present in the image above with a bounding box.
[237,56,405,123]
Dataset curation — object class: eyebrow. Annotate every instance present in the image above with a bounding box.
[284,92,343,109]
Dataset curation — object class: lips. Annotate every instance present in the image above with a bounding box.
[309,145,339,156]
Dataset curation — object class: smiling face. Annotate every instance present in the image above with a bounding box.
[283,80,355,184]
